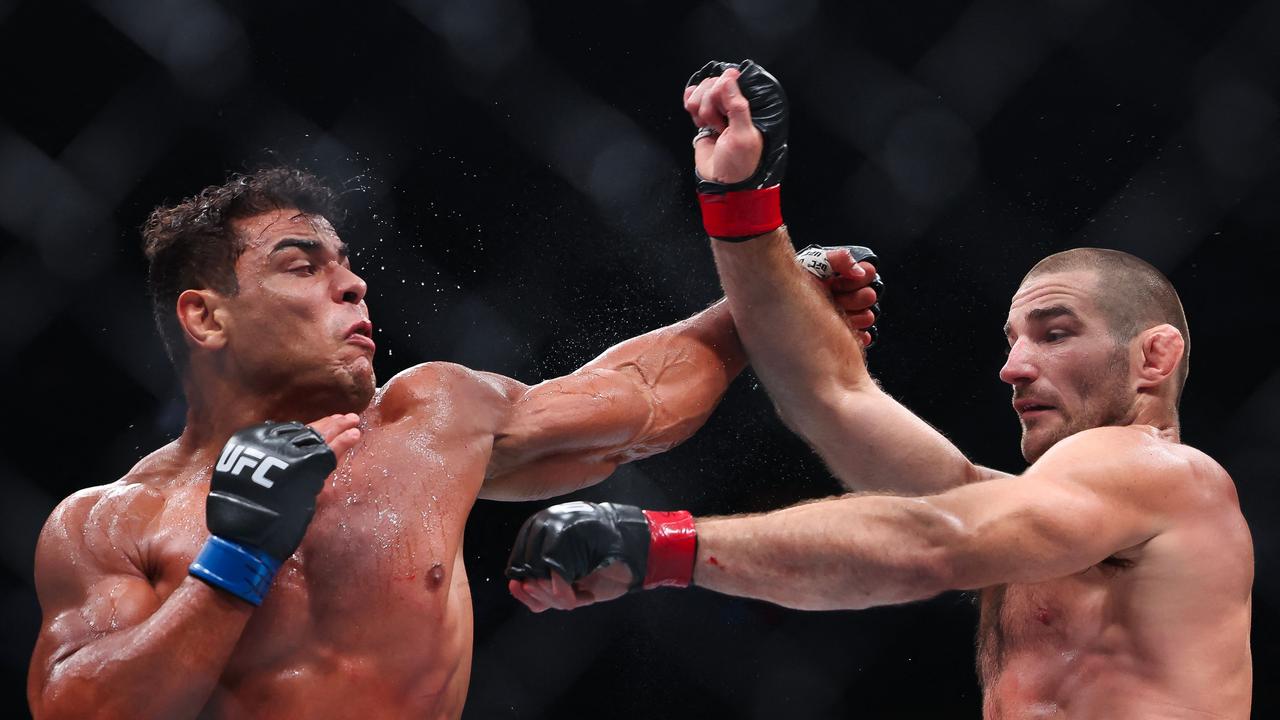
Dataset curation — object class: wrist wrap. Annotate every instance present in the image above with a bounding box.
[189,535,281,606]
[697,186,783,241]
[642,510,698,589]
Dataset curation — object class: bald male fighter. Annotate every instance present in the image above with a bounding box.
[26,167,882,719]
[507,62,1253,718]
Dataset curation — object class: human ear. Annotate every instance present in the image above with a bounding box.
[176,289,229,352]
[1135,324,1185,390]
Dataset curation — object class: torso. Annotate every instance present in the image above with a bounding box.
[117,363,511,719]
[976,440,1253,719]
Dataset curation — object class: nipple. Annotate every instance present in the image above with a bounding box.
[426,562,446,589]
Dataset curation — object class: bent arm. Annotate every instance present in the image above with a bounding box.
[481,301,746,500]
[690,428,1181,610]
[712,228,983,494]
[29,495,252,720]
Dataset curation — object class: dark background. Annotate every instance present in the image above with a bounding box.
[2,0,1278,717]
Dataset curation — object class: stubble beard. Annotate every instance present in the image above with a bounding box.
[337,358,377,413]
[1021,344,1132,463]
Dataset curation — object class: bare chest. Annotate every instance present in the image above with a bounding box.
[298,423,488,598]
[148,420,494,671]
[976,561,1134,698]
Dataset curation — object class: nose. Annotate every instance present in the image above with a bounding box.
[332,263,368,305]
[999,338,1039,386]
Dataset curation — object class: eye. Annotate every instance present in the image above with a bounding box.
[289,263,316,276]
[1045,329,1069,342]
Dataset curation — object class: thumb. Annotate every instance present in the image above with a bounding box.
[826,248,866,279]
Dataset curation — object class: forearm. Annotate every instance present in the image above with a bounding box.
[712,227,871,406]
[606,299,744,451]
[37,579,251,720]
[584,298,746,393]
[535,300,746,459]
[483,301,745,499]
[712,229,979,493]
[690,494,958,611]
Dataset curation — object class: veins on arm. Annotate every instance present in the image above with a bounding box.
[481,305,742,500]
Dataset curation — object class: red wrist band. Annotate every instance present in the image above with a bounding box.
[697,185,783,240]
[642,510,698,589]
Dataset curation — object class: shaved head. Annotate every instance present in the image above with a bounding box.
[1021,248,1190,400]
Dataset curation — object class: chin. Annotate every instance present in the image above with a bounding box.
[345,366,377,411]
[1020,421,1055,463]
[1021,417,1086,463]
[353,377,376,410]
[325,360,376,414]
[1021,436,1045,464]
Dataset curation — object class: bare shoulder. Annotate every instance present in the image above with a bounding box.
[374,361,526,424]
[1038,426,1239,517]
[35,471,169,603]
[31,454,179,687]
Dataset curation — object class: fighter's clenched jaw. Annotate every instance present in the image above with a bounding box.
[1000,270,1133,462]
[221,208,376,414]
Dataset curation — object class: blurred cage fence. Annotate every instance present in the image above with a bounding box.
[2,0,1279,717]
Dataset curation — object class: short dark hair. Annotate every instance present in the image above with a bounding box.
[1022,248,1190,401]
[141,166,344,372]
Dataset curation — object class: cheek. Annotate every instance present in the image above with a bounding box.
[232,292,328,349]
[1064,347,1127,399]
[248,283,321,319]
[1037,350,1094,404]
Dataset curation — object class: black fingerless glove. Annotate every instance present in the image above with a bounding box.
[189,421,336,605]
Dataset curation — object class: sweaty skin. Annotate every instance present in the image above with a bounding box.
[691,69,1254,718]
[28,207,875,719]
[513,67,1254,718]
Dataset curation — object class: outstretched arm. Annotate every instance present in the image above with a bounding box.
[480,301,745,501]
[508,427,1218,612]
[688,63,988,494]
[689,429,1213,609]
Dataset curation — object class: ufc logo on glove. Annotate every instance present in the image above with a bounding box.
[216,443,290,488]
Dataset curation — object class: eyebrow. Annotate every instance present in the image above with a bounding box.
[269,237,350,259]
[1003,305,1079,336]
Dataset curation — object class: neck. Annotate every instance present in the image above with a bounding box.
[177,369,366,458]
[1125,393,1181,443]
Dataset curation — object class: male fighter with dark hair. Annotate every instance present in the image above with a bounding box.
[27,164,882,718]
[507,62,1253,718]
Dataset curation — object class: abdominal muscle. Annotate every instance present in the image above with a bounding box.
[200,547,475,720]
[985,645,1159,719]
